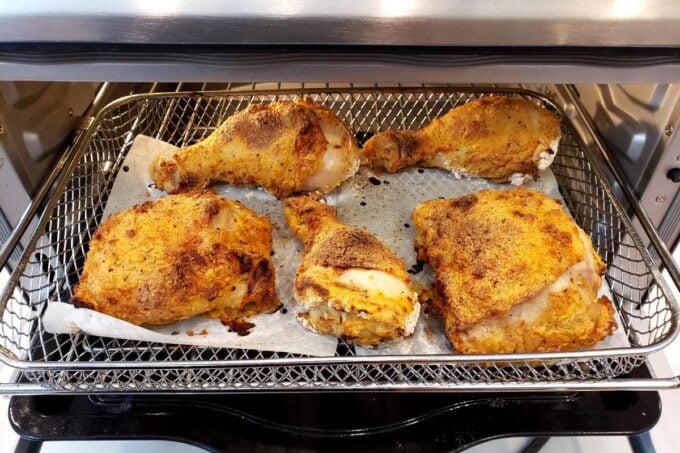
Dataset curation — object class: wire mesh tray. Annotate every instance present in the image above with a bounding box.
[1,87,678,392]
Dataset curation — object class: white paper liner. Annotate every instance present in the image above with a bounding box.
[43,134,629,358]
[43,135,337,357]
[347,164,629,355]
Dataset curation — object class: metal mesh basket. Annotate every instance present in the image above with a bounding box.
[0,87,677,392]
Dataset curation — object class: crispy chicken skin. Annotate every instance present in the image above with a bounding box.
[361,96,561,184]
[412,187,616,354]
[150,99,359,198]
[72,190,279,326]
[284,194,419,346]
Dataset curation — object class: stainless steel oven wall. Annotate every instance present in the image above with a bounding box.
[0,82,98,194]
[0,82,98,270]
[0,82,163,271]
[574,84,680,249]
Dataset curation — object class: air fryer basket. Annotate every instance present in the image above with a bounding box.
[0,86,677,392]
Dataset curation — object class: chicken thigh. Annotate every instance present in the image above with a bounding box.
[72,190,279,326]
[412,187,615,354]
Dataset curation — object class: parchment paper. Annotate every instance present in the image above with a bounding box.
[43,134,629,357]
[43,135,338,357]
[334,160,629,355]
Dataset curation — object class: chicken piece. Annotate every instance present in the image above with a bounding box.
[72,190,279,326]
[284,194,419,346]
[150,99,359,198]
[361,96,561,184]
[412,187,616,354]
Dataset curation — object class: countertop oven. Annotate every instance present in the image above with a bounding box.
[0,2,679,451]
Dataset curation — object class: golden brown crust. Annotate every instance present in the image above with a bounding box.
[282,192,337,245]
[452,287,617,354]
[413,187,615,353]
[360,131,422,174]
[284,194,409,280]
[150,99,358,198]
[413,188,583,330]
[284,194,418,346]
[308,229,399,272]
[72,190,279,326]
[361,96,561,181]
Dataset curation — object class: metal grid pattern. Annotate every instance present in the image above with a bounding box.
[0,87,677,392]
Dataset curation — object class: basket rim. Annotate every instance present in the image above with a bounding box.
[0,86,677,375]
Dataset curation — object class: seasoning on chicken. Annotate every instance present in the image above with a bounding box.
[412,187,615,354]
[150,99,359,198]
[361,96,561,185]
[284,194,419,346]
[72,190,279,326]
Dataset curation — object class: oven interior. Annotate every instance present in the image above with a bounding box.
[1,6,680,451]
[0,82,678,395]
